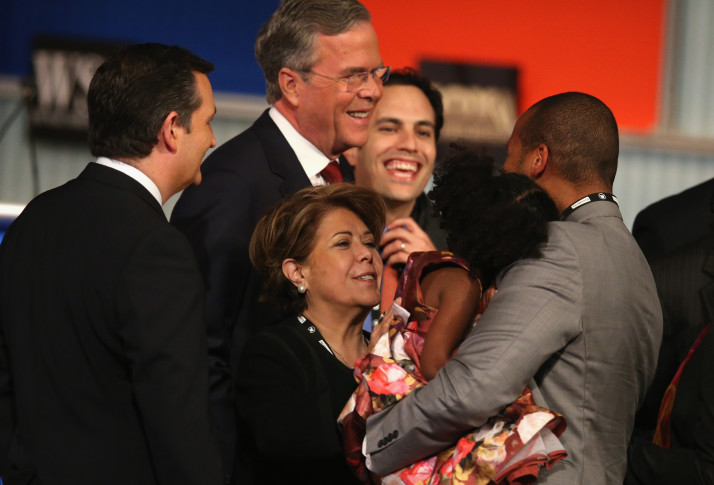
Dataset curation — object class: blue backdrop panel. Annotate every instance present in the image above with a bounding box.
[0,0,281,96]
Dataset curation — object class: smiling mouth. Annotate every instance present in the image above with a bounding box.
[357,274,375,281]
[385,160,420,181]
[348,111,369,119]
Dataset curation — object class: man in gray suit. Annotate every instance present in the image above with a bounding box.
[364,92,662,484]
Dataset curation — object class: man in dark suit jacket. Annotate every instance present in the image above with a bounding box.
[170,0,387,476]
[626,233,714,484]
[632,177,714,261]
[634,232,714,431]
[0,44,222,485]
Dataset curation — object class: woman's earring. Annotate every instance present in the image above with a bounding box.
[297,284,306,294]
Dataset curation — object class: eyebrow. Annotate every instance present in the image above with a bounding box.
[341,63,385,76]
[331,230,374,238]
[376,117,435,128]
[415,120,435,128]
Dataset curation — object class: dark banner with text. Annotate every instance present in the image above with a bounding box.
[420,60,518,166]
[26,37,124,138]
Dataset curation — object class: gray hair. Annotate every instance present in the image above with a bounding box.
[255,0,371,104]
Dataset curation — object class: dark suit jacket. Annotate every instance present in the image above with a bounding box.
[626,327,714,484]
[234,316,362,485]
[0,163,221,485]
[170,109,354,476]
[632,177,714,261]
[634,233,714,431]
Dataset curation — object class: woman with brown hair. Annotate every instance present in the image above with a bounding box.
[234,184,385,484]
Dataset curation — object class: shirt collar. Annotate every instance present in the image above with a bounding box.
[269,106,334,185]
[93,157,163,206]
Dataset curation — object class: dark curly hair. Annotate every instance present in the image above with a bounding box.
[429,146,559,288]
[249,184,386,315]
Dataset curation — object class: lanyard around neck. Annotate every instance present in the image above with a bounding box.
[560,192,618,219]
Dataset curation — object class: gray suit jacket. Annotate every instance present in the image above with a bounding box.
[364,200,662,485]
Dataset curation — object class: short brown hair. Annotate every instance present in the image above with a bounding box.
[249,184,386,314]
[88,43,213,160]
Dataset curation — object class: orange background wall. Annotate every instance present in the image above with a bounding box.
[361,0,666,133]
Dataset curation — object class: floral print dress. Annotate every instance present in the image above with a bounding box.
[339,251,567,485]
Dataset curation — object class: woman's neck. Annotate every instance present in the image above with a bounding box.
[302,305,368,367]
[302,306,364,342]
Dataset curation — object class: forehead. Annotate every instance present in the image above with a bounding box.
[374,85,435,123]
[317,207,368,234]
[193,73,214,107]
[192,72,216,116]
[312,21,381,73]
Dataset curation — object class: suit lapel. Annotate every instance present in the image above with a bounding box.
[252,110,312,198]
[78,163,165,218]
[253,110,355,196]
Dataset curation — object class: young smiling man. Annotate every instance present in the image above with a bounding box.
[169,0,386,479]
[346,69,447,316]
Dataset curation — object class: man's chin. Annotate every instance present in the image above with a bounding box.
[382,189,422,204]
[338,130,370,152]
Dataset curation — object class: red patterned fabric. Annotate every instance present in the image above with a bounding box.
[380,264,399,316]
[339,251,567,484]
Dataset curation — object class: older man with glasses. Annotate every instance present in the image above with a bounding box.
[170,0,386,481]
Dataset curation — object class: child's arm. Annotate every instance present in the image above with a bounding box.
[419,266,482,380]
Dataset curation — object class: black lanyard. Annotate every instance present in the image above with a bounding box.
[560,192,618,220]
[296,315,334,356]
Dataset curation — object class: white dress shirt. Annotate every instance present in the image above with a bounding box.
[94,157,163,206]
[269,106,335,186]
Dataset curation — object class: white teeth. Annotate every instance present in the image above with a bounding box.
[349,112,368,119]
[385,161,418,173]
[358,275,375,280]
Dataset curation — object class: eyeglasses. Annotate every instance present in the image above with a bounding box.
[302,66,391,92]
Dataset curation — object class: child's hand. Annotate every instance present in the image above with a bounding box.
[477,285,497,314]
[368,298,402,351]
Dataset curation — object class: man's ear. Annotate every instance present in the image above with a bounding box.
[160,111,181,154]
[531,144,549,178]
[282,258,307,290]
[278,67,301,108]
